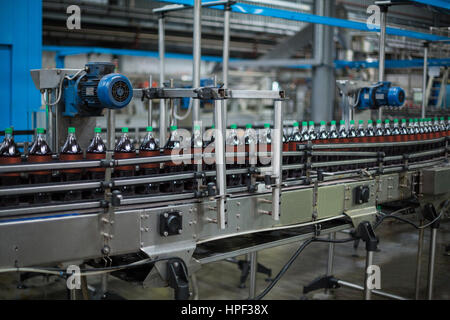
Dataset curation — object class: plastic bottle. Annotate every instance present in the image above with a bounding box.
[60,127,83,200]
[258,123,272,169]
[328,121,338,171]
[227,124,243,187]
[204,125,216,184]
[138,126,160,194]
[244,124,257,185]
[162,126,184,193]
[366,120,375,143]
[317,121,329,164]
[0,128,21,205]
[338,120,348,171]
[85,127,106,199]
[288,122,302,178]
[28,128,53,203]
[114,127,136,195]
[308,121,317,141]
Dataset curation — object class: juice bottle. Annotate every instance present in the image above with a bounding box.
[28,128,53,203]
[85,127,106,199]
[0,128,21,205]
[138,126,160,194]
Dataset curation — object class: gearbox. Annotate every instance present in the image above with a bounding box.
[63,62,133,117]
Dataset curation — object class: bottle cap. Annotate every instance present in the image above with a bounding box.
[68,127,76,133]
[320,121,326,125]
[211,125,215,129]
[409,118,413,122]
[94,127,102,133]
[393,119,398,123]
[440,117,444,120]
[350,120,355,124]
[246,124,252,129]
[419,118,423,122]
[331,120,336,125]
[264,123,271,128]
[122,127,129,133]
[230,124,238,129]
[358,120,363,124]
[302,121,308,126]
[36,128,45,134]
[385,119,390,123]
[401,119,406,123]
[5,128,12,134]
[368,120,373,124]
[434,117,438,121]
[340,120,345,125]
[377,119,382,123]
[170,126,177,131]
[309,121,315,126]
[146,126,153,132]
[193,125,201,131]
[293,122,299,127]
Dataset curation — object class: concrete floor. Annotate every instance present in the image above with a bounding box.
[1,219,449,300]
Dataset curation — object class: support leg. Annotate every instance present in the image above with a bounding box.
[414,220,425,300]
[248,251,257,299]
[427,227,438,300]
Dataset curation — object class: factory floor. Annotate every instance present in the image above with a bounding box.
[1,219,449,300]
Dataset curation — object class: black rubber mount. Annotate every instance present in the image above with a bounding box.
[355,221,379,252]
[303,275,340,294]
[167,259,190,300]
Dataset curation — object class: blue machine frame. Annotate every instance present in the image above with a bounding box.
[0,0,42,139]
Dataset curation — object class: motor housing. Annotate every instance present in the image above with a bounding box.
[357,81,405,110]
[63,62,133,117]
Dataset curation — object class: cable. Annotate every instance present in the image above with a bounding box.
[42,68,85,107]
[174,98,192,121]
[0,256,188,278]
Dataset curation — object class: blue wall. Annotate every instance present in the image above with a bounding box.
[0,0,42,137]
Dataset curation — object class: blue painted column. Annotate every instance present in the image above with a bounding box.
[0,0,42,139]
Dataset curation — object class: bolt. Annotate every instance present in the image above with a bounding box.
[178,229,183,234]
[145,228,149,232]
[163,231,169,237]
[164,213,169,218]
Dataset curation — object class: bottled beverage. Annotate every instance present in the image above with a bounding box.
[60,127,83,200]
[282,129,289,181]
[384,119,392,141]
[162,126,184,193]
[400,119,408,142]
[347,120,357,142]
[28,128,53,203]
[204,125,216,184]
[447,117,450,137]
[258,123,271,168]
[308,121,317,141]
[298,121,310,177]
[244,124,257,185]
[440,117,446,136]
[0,128,21,205]
[227,124,243,187]
[288,122,301,178]
[328,121,338,171]
[356,120,366,142]
[391,119,401,165]
[338,120,348,171]
[114,127,136,195]
[433,117,440,139]
[375,119,384,143]
[85,127,106,199]
[407,119,415,141]
[316,121,328,164]
[366,120,375,143]
[138,126,160,194]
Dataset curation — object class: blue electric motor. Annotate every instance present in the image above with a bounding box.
[357,81,405,110]
[63,62,133,117]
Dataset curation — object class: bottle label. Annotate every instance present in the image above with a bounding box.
[60,153,84,174]
[28,154,53,175]
[86,152,106,172]
[0,156,21,177]
[140,150,161,169]
[114,152,136,171]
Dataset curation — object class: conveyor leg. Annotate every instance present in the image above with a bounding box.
[427,227,438,300]
[356,221,379,300]
[249,251,258,299]
[324,232,336,295]
[414,220,425,300]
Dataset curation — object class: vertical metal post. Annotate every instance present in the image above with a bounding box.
[192,0,202,126]
[249,251,258,299]
[427,227,437,300]
[422,43,429,119]
[272,99,283,221]
[158,15,167,147]
[214,99,227,230]
[325,232,336,295]
[45,91,54,151]
[414,220,425,300]
[222,3,231,127]
[364,250,374,300]
[378,5,387,120]
[148,74,153,127]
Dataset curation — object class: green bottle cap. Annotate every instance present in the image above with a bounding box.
[401,119,406,123]
[419,119,423,122]
[264,123,271,128]
[309,121,315,126]
[211,125,215,129]
[230,124,238,129]
[320,121,326,125]
[358,120,364,124]
[246,124,252,129]
[414,118,418,122]
[193,125,201,131]
[340,120,345,125]
[440,117,444,120]
[434,117,438,121]
[385,119,390,124]
[350,120,355,124]
[170,126,177,131]
[36,128,45,134]
[303,121,308,126]
[331,120,336,125]
[293,122,299,127]
[146,126,153,132]
[409,118,413,122]
[393,119,398,123]
[5,128,12,134]
[68,127,75,133]
[94,127,102,133]
[377,119,382,123]
[122,127,129,133]
[368,120,373,124]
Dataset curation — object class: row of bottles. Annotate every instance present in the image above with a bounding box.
[1,117,449,205]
